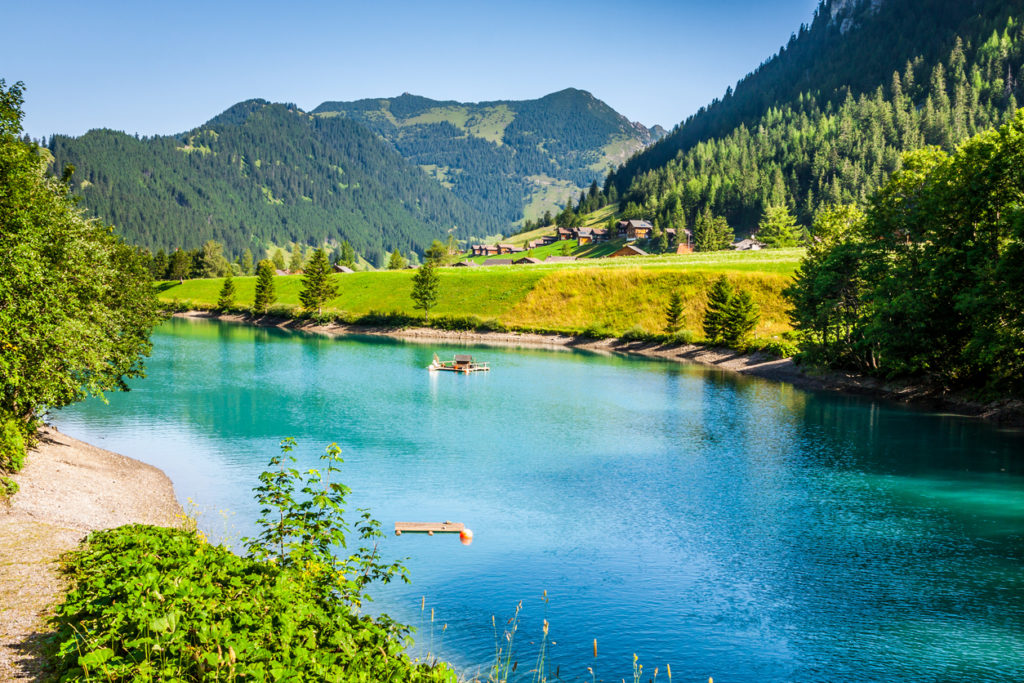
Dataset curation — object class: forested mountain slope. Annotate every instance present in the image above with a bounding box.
[312,89,662,224]
[606,0,1024,233]
[48,100,502,262]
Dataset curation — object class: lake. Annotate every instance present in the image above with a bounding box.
[54,317,1024,682]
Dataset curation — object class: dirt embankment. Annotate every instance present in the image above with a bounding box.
[178,311,1024,427]
[0,427,183,681]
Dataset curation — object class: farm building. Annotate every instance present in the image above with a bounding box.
[609,244,649,258]
[514,257,542,265]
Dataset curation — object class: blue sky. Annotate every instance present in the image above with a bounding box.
[5,0,821,140]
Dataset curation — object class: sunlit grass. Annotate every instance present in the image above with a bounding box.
[158,250,798,338]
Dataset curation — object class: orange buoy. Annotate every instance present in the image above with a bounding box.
[459,528,474,545]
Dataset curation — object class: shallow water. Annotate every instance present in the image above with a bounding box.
[55,317,1024,682]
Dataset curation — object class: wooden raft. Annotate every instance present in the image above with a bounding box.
[395,521,464,536]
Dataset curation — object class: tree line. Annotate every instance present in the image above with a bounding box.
[785,110,1024,396]
[603,1,1024,237]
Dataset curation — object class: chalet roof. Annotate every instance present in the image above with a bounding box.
[592,228,608,235]
[610,244,649,257]
[623,219,653,229]
[732,238,764,250]
[514,257,542,264]
[333,265,355,273]
[576,227,593,236]
[484,258,514,266]
[452,260,480,267]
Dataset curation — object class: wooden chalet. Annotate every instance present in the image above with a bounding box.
[452,260,481,267]
[576,227,593,246]
[333,264,355,273]
[609,244,649,258]
[617,219,654,241]
[732,238,764,251]
[591,228,610,242]
[471,244,501,256]
[556,227,574,241]
[484,258,514,266]
[514,256,542,265]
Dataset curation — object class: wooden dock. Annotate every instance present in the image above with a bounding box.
[395,521,465,535]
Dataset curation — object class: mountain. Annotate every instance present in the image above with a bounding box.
[48,100,504,263]
[311,88,661,225]
[605,0,1024,233]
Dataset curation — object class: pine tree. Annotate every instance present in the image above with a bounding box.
[288,244,305,273]
[169,249,190,283]
[240,248,254,275]
[253,260,277,314]
[410,259,440,321]
[387,249,407,270]
[338,240,356,267]
[272,249,286,271]
[664,290,684,333]
[703,276,734,343]
[723,290,759,344]
[151,250,169,280]
[216,274,236,311]
[200,239,230,278]
[757,205,801,247]
[299,248,337,316]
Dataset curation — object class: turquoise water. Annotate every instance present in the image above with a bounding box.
[55,318,1024,682]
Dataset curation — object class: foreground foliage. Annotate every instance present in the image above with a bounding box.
[786,110,1024,395]
[50,440,456,682]
[0,80,161,488]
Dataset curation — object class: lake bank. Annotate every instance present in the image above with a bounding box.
[177,310,1024,427]
[0,427,182,681]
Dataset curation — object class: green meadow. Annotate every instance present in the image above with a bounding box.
[160,249,802,340]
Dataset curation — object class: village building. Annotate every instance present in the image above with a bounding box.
[609,244,649,258]
[616,219,654,241]
[483,258,514,266]
[332,264,355,273]
[576,227,593,246]
[452,260,481,267]
[555,227,574,241]
[591,228,610,242]
[513,256,542,265]
[732,238,764,251]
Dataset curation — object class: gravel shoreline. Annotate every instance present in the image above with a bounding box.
[0,427,182,681]
[178,310,1024,426]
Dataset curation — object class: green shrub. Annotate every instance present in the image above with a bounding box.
[580,322,616,339]
[49,440,456,682]
[0,418,26,473]
[0,475,17,499]
[668,329,697,345]
[620,325,653,342]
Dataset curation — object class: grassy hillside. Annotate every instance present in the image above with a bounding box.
[312,89,659,229]
[159,249,801,340]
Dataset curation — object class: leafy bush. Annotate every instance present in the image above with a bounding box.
[0,417,25,474]
[579,322,616,339]
[620,325,654,342]
[49,440,457,682]
[0,475,17,499]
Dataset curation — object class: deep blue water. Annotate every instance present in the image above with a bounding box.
[55,318,1024,682]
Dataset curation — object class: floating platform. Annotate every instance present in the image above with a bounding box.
[428,353,490,373]
[395,521,465,536]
